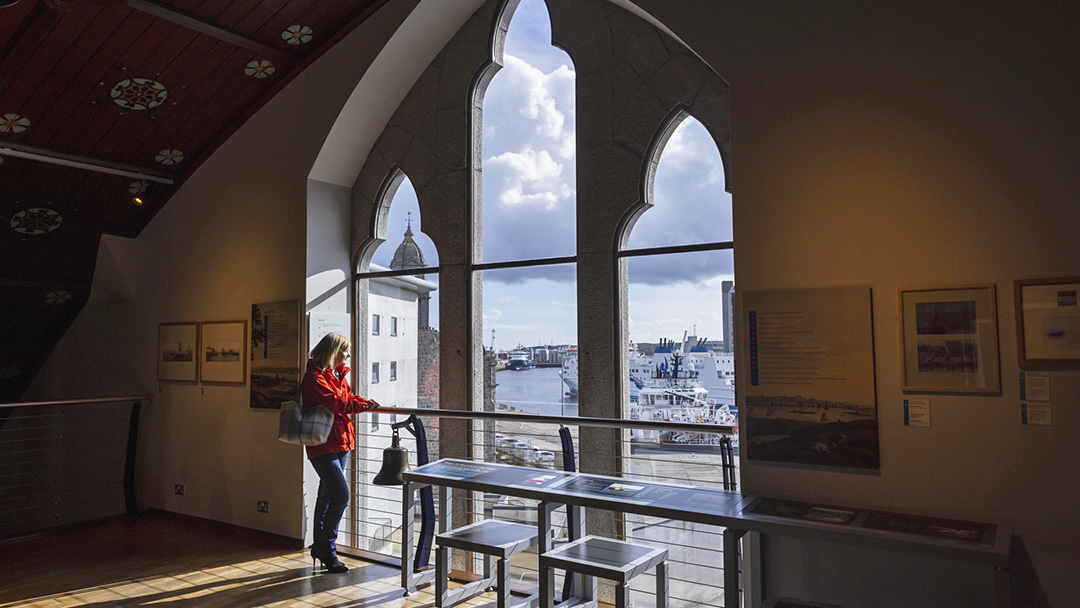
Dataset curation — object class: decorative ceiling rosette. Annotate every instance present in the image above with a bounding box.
[282,25,313,45]
[155,149,183,165]
[110,78,168,111]
[0,113,30,133]
[129,180,149,195]
[244,60,276,79]
[10,207,62,235]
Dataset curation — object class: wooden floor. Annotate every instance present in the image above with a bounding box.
[0,513,492,608]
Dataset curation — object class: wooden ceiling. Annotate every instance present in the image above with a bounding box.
[0,0,388,400]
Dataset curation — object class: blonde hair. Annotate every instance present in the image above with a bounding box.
[310,332,351,370]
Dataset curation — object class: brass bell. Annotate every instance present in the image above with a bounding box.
[373,428,409,485]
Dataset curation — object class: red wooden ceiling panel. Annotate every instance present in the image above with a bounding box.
[18,7,138,150]
[112,42,256,167]
[98,32,247,163]
[0,12,72,118]
[261,0,340,44]
[84,30,224,166]
[0,1,40,46]
[214,0,274,34]
[253,0,319,46]
[28,9,158,153]
[64,18,189,160]
[85,23,207,164]
[169,61,274,159]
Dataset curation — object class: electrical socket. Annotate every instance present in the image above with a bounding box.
[257,501,269,513]
[174,484,185,496]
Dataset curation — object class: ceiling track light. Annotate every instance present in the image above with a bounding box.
[0,146,175,185]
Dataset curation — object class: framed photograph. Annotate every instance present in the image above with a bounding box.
[900,285,1000,393]
[201,321,247,384]
[1015,277,1080,368]
[158,322,199,382]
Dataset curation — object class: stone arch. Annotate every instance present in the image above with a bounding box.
[336,0,733,461]
[353,166,407,272]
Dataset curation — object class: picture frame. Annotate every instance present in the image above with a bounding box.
[158,322,199,382]
[200,320,247,384]
[899,285,1000,393]
[250,300,302,409]
[741,286,880,470]
[1015,276,1080,368]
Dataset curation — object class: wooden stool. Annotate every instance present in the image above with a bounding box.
[436,519,539,608]
[539,535,668,608]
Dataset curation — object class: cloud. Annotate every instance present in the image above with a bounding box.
[481,51,578,263]
[486,147,570,209]
[629,119,733,250]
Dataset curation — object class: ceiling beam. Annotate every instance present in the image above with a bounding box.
[0,139,175,184]
[125,0,302,66]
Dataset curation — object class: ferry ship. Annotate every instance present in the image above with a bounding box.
[558,336,738,446]
[506,349,538,370]
[560,334,735,401]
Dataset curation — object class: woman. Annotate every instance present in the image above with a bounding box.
[303,332,378,573]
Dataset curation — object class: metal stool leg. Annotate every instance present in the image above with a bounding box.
[436,545,449,608]
[656,560,669,608]
[497,556,511,608]
[540,559,554,608]
[615,581,629,608]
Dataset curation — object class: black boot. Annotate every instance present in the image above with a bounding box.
[311,545,349,573]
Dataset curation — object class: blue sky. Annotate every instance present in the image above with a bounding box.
[370,0,733,351]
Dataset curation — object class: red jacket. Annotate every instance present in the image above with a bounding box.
[302,364,376,459]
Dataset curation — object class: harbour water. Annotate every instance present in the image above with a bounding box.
[493,366,578,416]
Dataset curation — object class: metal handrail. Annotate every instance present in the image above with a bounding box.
[371,406,735,435]
[0,395,152,409]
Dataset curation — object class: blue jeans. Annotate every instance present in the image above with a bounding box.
[310,451,350,554]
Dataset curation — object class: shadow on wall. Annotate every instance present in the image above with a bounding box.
[1011,536,1050,608]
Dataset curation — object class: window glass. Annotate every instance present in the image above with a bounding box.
[624,117,736,440]
[481,264,577,416]
[355,171,440,558]
[481,0,575,263]
[628,119,732,248]
[372,314,380,335]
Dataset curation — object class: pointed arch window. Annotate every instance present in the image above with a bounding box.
[475,0,577,398]
[622,114,736,416]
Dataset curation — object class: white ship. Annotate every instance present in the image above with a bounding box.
[506,349,537,370]
[558,336,738,446]
[560,333,735,403]
[629,347,737,446]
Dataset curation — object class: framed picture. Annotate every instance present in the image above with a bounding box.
[741,286,880,470]
[1015,277,1080,368]
[158,322,199,382]
[900,285,1000,393]
[201,321,247,384]
[250,300,302,409]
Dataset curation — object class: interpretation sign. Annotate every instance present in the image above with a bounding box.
[741,286,879,469]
